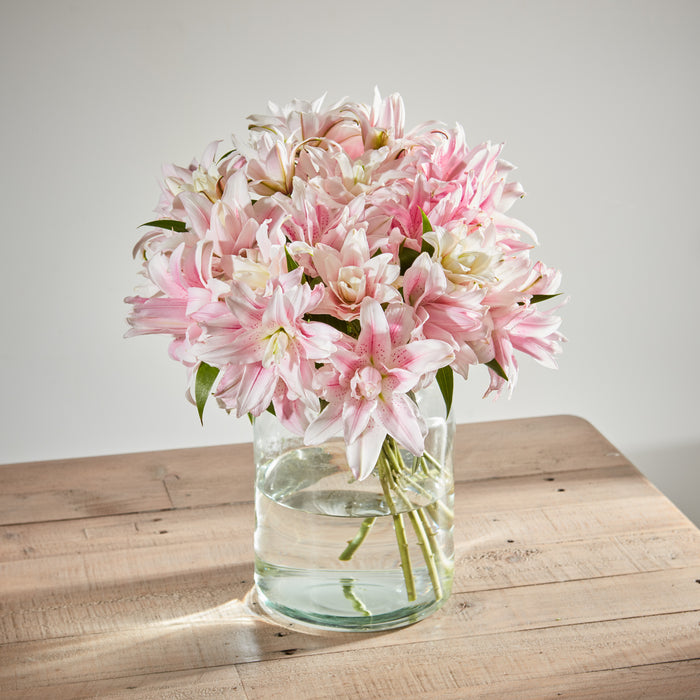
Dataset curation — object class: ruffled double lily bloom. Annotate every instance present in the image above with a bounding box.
[306,298,454,479]
[198,269,342,428]
[126,89,565,465]
[312,228,401,320]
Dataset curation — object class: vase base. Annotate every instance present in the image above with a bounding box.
[254,566,451,632]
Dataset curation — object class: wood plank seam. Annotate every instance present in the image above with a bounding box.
[451,566,700,596]
[0,664,252,698]
[451,460,635,486]
[0,499,256,529]
[576,656,700,674]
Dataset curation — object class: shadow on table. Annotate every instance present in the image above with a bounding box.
[1,561,399,691]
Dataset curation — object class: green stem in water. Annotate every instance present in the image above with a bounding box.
[392,512,415,601]
[422,449,444,471]
[381,437,444,604]
[418,506,451,571]
[378,455,416,602]
[384,459,445,602]
[400,472,453,521]
[339,517,376,561]
[384,447,452,523]
[407,509,443,600]
[338,434,449,606]
[341,579,371,616]
[412,455,422,474]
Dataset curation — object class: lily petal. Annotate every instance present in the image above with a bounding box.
[305,402,344,445]
[390,339,454,376]
[346,421,386,480]
[355,298,391,365]
[375,393,425,456]
[343,396,375,445]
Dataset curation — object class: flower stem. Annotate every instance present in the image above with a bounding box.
[399,472,453,521]
[384,454,445,602]
[418,506,450,570]
[382,436,445,604]
[392,512,416,601]
[378,454,416,602]
[408,509,443,600]
[339,517,376,561]
[422,449,444,471]
[341,578,371,616]
[337,434,449,607]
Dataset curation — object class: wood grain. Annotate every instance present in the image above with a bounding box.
[1,415,699,698]
[234,613,700,699]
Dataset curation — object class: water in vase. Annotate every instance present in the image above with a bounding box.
[254,441,454,631]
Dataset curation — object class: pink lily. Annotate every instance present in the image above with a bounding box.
[313,228,400,320]
[156,140,224,220]
[402,253,486,377]
[480,261,566,396]
[305,298,454,480]
[199,270,342,420]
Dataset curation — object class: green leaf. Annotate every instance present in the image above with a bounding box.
[398,237,434,275]
[306,313,346,333]
[485,358,508,381]
[436,366,454,416]
[265,403,276,417]
[195,362,220,425]
[419,208,435,256]
[285,247,299,271]
[420,208,433,233]
[398,242,420,274]
[420,237,435,258]
[139,219,188,233]
[346,319,362,338]
[530,293,562,304]
[307,313,355,337]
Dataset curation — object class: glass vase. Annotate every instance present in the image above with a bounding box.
[252,382,455,632]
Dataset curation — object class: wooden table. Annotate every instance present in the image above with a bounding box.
[1,416,699,698]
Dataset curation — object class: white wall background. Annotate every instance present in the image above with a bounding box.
[1,0,698,523]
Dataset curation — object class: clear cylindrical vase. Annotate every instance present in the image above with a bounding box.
[253,382,455,632]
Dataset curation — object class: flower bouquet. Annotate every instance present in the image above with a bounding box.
[126,90,564,630]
